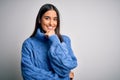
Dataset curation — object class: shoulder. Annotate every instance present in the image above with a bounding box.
[22,37,34,48]
[62,35,71,42]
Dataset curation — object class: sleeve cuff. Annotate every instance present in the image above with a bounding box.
[49,35,60,44]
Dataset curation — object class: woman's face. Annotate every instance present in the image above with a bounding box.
[40,10,57,32]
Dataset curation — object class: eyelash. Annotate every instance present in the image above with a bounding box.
[45,17,49,20]
[45,17,57,21]
[54,18,57,21]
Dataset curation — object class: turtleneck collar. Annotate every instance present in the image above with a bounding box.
[35,28,48,41]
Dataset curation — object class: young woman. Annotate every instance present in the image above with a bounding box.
[21,3,77,80]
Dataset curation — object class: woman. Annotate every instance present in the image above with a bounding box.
[21,3,77,80]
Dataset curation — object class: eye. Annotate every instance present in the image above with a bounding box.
[54,17,57,21]
[44,16,50,20]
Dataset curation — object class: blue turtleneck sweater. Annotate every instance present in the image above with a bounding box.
[21,29,77,80]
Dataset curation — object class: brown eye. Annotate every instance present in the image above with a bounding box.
[44,16,49,20]
[45,17,49,20]
[54,17,57,21]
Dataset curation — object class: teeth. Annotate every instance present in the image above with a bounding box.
[48,26,53,29]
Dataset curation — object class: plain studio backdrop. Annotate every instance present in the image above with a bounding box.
[0,0,120,80]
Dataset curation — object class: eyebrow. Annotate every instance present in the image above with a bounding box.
[44,16,58,18]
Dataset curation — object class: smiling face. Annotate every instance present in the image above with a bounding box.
[40,10,58,33]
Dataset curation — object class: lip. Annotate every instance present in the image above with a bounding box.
[47,26,53,30]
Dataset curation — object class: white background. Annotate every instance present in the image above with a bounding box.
[0,0,120,80]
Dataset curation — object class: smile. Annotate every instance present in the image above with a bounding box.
[47,26,53,30]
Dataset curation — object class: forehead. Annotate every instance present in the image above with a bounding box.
[43,10,57,17]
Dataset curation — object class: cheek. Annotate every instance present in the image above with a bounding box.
[54,21,57,27]
[41,21,47,31]
[42,20,49,25]
[41,20,48,28]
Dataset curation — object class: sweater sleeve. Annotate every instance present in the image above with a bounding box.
[48,35,78,77]
[21,40,59,80]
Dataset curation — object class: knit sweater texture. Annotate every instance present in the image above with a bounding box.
[21,28,77,80]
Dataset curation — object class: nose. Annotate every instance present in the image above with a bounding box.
[49,20,54,26]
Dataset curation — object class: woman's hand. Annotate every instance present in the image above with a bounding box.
[69,71,74,80]
[45,30,55,37]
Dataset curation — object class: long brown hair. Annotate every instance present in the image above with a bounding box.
[30,4,63,42]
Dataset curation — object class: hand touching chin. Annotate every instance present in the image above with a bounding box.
[45,30,55,37]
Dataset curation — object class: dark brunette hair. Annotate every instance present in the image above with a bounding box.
[30,3,63,42]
